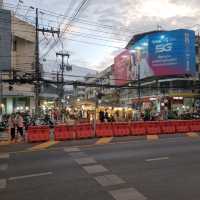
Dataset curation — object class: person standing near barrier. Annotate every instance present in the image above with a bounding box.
[16,113,25,142]
[8,114,16,143]
[104,110,109,122]
[99,110,105,122]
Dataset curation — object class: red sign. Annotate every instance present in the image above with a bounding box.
[113,50,135,86]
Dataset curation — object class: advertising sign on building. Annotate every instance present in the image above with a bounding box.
[148,29,196,77]
[113,29,196,86]
[113,50,133,86]
[0,9,11,71]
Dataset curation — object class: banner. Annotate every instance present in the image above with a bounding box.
[113,29,196,85]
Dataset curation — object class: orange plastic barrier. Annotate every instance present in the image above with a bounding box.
[146,121,161,135]
[27,126,50,142]
[75,123,94,139]
[113,122,130,136]
[189,120,200,132]
[174,120,190,133]
[130,122,146,136]
[160,121,176,134]
[54,125,74,141]
[96,123,113,137]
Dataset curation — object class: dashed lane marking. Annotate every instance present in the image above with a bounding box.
[94,174,125,187]
[145,157,169,162]
[96,137,113,145]
[0,153,10,159]
[28,141,60,151]
[8,172,53,181]
[186,132,199,138]
[64,147,80,152]
[147,135,159,140]
[109,187,147,200]
[0,179,7,189]
[83,164,108,174]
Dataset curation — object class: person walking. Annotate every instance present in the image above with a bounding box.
[8,114,16,143]
[16,113,25,142]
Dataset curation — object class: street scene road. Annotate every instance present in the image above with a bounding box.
[1,134,200,200]
[2,0,200,199]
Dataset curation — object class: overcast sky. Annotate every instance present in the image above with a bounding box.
[4,0,200,72]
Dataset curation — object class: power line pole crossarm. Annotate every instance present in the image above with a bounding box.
[56,52,71,113]
[34,8,60,116]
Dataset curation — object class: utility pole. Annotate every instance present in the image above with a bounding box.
[137,63,141,111]
[34,8,60,117]
[35,8,40,117]
[56,52,72,121]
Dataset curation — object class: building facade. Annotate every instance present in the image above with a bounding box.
[0,8,35,114]
[85,66,119,106]
[113,29,200,113]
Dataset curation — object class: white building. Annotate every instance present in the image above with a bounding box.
[0,6,35,114]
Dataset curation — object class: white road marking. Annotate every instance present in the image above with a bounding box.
[64,147,80,152]
[94,174,125,186]
[110,187,147,200]
[0,179,7,189]
[83,165,108,174]
[145,157,169,162]
[0,153,10,159]
[8,172,53,181]
[0,164,8,171]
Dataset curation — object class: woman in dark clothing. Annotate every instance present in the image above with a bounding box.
[8,114,16,142]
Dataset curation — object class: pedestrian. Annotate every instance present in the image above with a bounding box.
[104,110,109,122]
[99,110,105,122]
[16,113,25,141]
[8,114,16,143]
[144,109,150,121]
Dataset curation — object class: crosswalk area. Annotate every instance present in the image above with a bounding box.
[1,132,200,200]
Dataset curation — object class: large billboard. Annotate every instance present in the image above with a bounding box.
[113,50,132,86]
[0,9,11,71]
[113,29,196,85]
[148,29,196,76]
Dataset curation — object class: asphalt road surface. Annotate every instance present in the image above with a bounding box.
[1,135,200,200]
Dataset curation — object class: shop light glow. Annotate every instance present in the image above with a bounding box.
[173,97,183,100]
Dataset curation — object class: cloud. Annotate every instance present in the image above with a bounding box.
[6,0,200,71]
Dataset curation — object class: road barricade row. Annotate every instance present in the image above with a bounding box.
[54,125,74,140]
[96,123,113,137]
[27,120,200,142]
[27,126,50,142]
[76,123,94,139]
